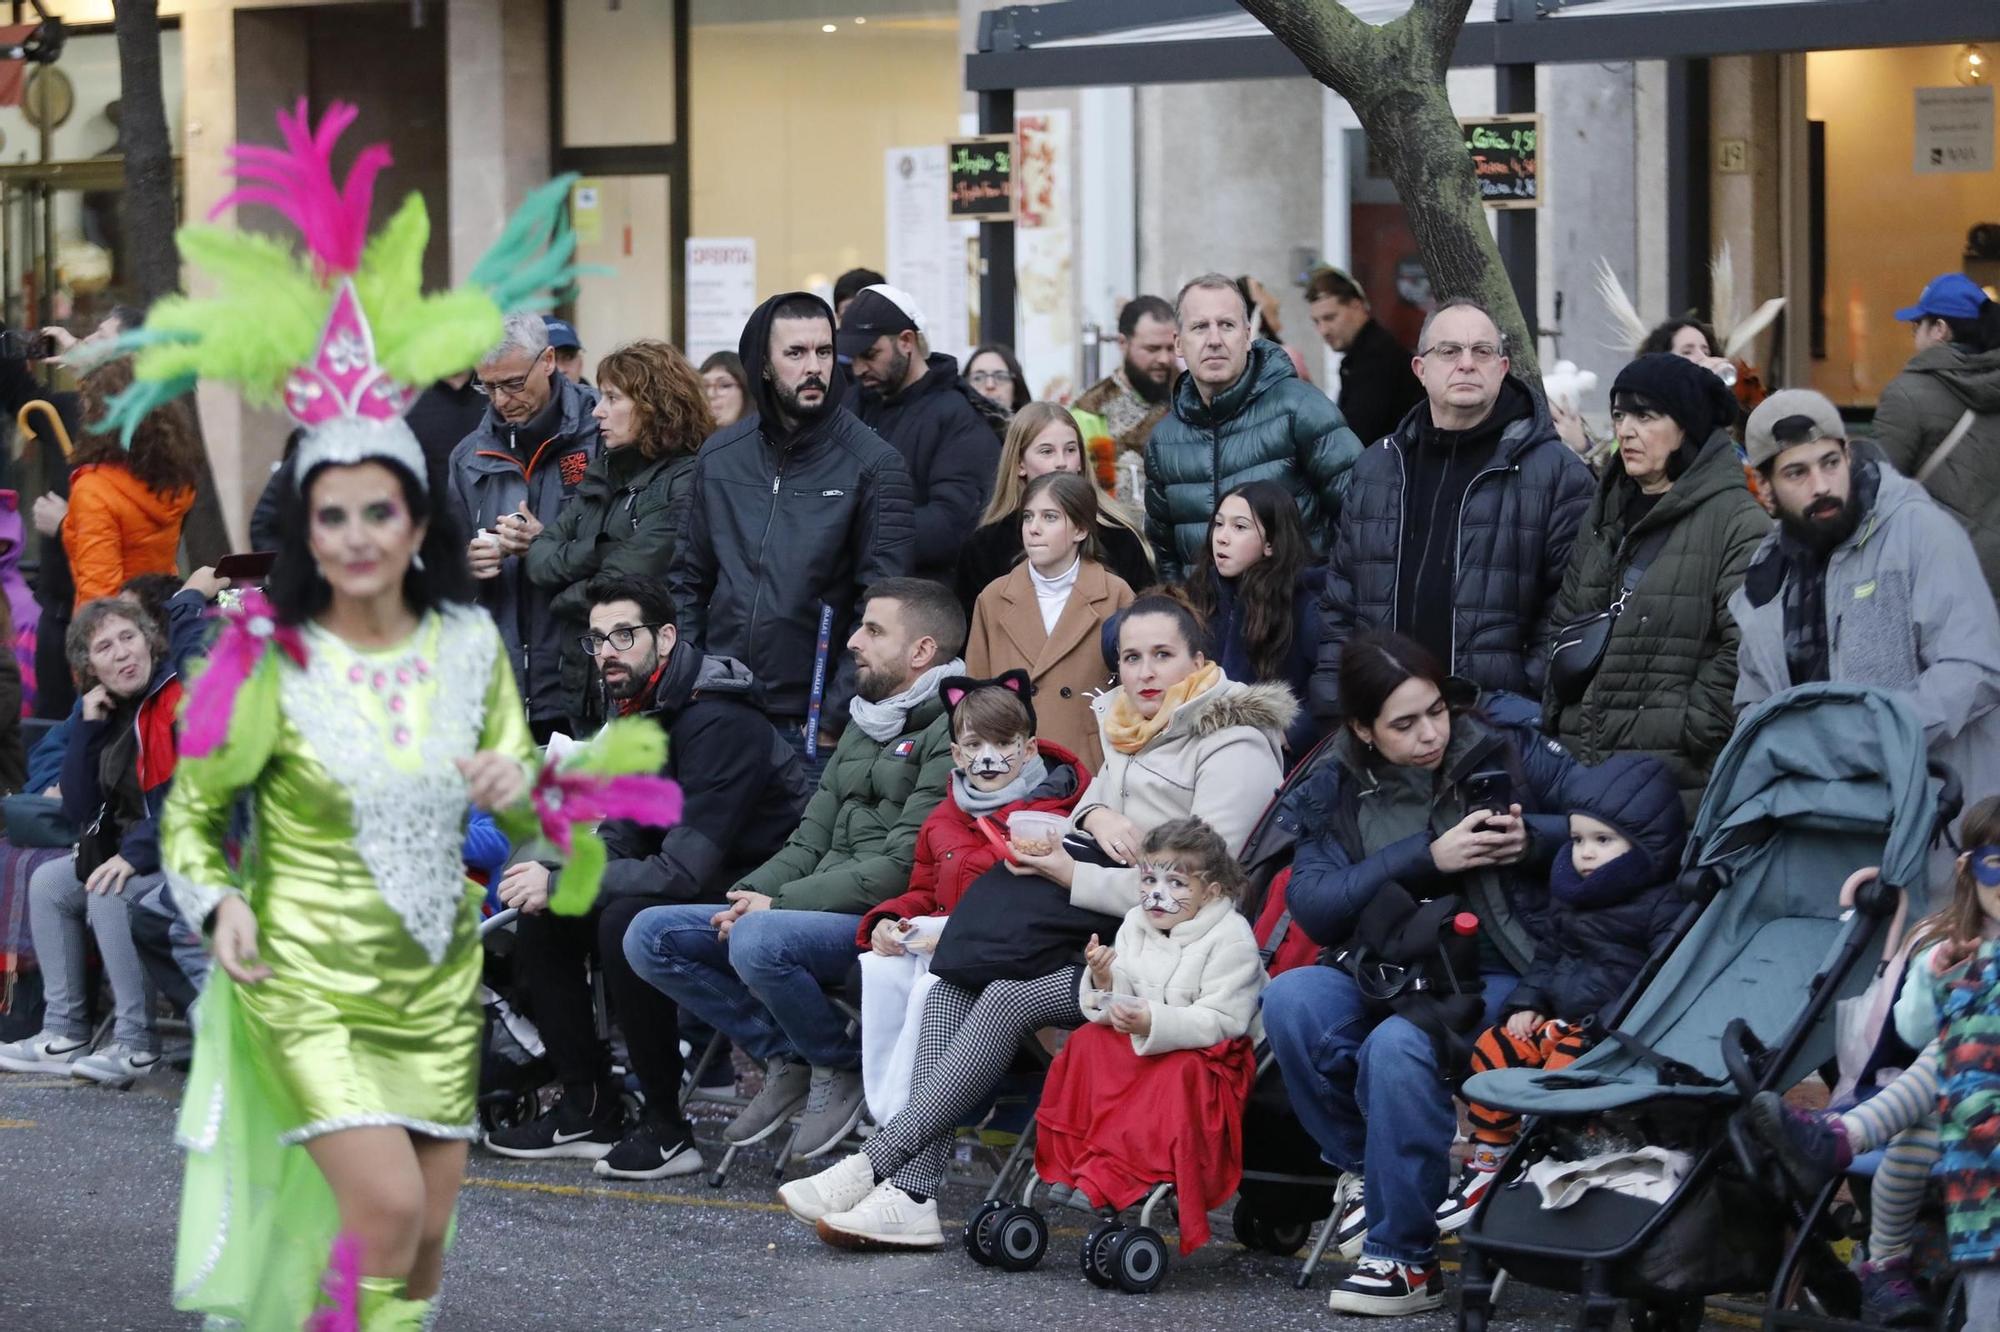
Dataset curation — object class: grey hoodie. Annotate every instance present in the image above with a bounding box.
[1874,342,2000,608]
[1732,462,2000,838]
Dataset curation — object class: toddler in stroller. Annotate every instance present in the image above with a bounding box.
[1028,817,1265,1288]
[1444,753,1686,1231]
[1747,795,2000,1327]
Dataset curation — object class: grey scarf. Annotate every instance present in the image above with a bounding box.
[847,658,966,743]
[952,756,1051,818]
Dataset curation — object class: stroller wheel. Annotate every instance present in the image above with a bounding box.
[1106,1225,1169,1294]
[964,1198,1008,1266]
[991,1206,1048,1272]
[1081,1222,1122,1288]
[1261,1217,1310,1257]
[477,1089,538,1135]
[1231,1197,1268,1251]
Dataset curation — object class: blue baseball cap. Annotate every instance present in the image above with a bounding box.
[542,315,582,351]
[1894,272,1988,323]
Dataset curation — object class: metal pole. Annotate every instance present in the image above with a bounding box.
[1495,63,1537,344]
[38,115,53,326]
[977,87,1015,349]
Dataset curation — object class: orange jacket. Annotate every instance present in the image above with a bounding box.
[64,463,194,610]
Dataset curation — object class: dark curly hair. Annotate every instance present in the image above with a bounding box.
[67,596,166,695]
[69,357,204,497]
[596,339,717,460]
[264,454,474,626]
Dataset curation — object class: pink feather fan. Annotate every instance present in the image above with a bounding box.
[212,99,391,277]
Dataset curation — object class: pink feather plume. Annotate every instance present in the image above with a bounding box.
[180,589,308,761]
[304,1232,362,1332]
[532,770,685,854]
[212,99,392,276]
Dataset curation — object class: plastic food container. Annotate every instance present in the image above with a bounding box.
[1006,811,1067,856]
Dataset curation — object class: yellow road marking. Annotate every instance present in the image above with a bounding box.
[0,1117,34,1128]
[464,1175,790,1214]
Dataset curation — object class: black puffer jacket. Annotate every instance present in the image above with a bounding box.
[665,292,915,728]
[853,352,1004,584]
[1310,380,1592,724]
[1503,752,1686,1025]
[577,648,811,903]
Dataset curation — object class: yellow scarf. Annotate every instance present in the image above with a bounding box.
[1103,661,1225,755]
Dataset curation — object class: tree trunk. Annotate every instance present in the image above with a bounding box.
[1238,0,1540,379]
[114,0,230,564]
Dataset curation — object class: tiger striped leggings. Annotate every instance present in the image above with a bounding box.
[1466,1018,1596,1149]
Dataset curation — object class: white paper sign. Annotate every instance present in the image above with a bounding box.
[1914,86,1994,175]
[885,147,973,362]
[683,237,757,364]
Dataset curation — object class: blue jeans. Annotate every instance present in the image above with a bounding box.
[1261,965,1514,1265]
[623,904,863,1069]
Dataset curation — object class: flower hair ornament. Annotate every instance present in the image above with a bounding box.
[97,98,593,487]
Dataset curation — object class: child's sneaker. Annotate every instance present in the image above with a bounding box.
[0,1030,91,1075]
[1746,1090,1852,1195]
[1436,1143,1502,1233]
[1857,1257,1932,1328]
[1332,1172,1368,1260]
[70,1043,161,1087]
[777,1151,877,1224]
[1326,1256,1445,1316]
[814,1179,945,1249]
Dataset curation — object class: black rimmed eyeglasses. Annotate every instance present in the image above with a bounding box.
[580,624,663,656]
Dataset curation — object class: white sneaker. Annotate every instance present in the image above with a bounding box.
[71,1043,162,1087]
[0,1030,92,1074]
[1333,1171,1369,1261]
[814,1179,945,1249]
[778,1151,877,1224]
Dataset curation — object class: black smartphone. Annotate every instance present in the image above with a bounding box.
[214,550,278,583]
[1464,769,1515,821]
[0,329,57,361]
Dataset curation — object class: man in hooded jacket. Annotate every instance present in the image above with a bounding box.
[666,292,916,769]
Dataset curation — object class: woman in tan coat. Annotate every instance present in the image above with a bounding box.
[967,472,1134,772]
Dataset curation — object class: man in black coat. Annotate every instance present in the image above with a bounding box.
[666,291,915,767]
[486,573,810,1180]
[1307,266,1425,448]
[1311,298,1593,725]
[839,284,1002,585]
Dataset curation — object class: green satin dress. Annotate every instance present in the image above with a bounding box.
[162,605,536,1328]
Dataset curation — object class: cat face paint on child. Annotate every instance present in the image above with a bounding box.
[1137,858,1208,926]
[1569,814,1635,876]
[952,732,1032,793]
[1967,844,2000,920]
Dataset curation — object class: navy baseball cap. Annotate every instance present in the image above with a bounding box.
[1894,272,1988,323]
[836,285,925,359]
[542,315,582,351]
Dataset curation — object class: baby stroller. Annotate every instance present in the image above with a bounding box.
[1455,684,1951,1331]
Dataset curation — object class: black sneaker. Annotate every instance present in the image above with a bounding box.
[595,1118,705,1180]
[1326,1257,1445,1316]
[484,1085,623,1160]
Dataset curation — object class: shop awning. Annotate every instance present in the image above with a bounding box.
[969,0,2000,90]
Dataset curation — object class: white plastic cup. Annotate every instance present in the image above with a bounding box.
[1006,811,1066,856]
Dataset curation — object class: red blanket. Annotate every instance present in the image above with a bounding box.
[1033,1022,1255,1253]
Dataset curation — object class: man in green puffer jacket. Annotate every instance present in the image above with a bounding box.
[1144,274,1363,582]
[622,577,964,1162]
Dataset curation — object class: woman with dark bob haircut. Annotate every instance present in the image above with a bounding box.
[1259,629,1577,1316]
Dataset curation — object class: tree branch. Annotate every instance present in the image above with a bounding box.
[1235,0,1380,97]
[1401,0,1474,79]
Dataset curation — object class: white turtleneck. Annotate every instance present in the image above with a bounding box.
[1028,555,1081,634]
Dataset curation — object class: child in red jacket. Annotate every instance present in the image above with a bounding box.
[855,670,1085,1122]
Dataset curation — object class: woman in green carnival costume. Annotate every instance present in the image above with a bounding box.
[120,102,677,1330]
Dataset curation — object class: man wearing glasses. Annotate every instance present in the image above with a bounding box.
[1309,298,1592,726]
[447,312,603,741]
[485,572,809,1180]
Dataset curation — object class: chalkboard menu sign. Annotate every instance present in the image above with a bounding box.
[1460,114,1542,210]
[947,134,1017,221]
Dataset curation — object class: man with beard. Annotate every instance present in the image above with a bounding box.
[624,578,964,1163]
[840,285,1003,585]
[485,573,809,1180]
[1076,294,1177,456]
[1732,389,2000,835]
[666,292,915,779]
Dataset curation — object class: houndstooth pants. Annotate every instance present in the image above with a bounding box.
[863,966,1085,1198]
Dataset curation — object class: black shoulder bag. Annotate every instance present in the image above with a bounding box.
[1547,526,1671,708]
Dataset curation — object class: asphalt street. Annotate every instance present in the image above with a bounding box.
[0,1070,1752,1331]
